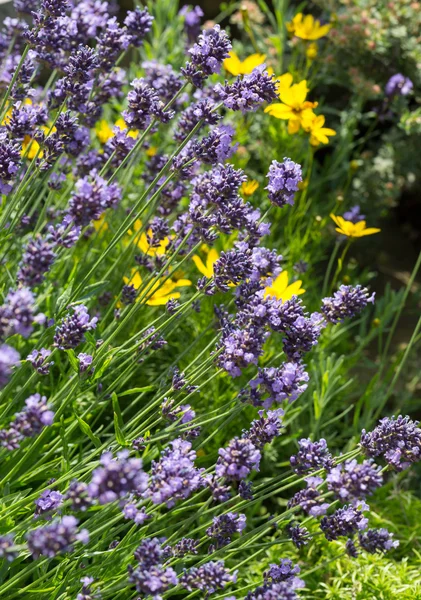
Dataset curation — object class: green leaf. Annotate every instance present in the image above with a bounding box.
[66,349,79,373]
[114,412,127,446]
[112,392,123,429]
[78,280,109,301]
[119,386,155,396]
[55,283,74,314]
[76,415,101,448]
[93,354,114,381]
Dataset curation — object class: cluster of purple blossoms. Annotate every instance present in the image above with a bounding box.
[266,158,302,208]
[179,5,204,45]
[123,78,173,130]
[87,451,148,505]
[321,285,375,324]
[78,352,93,373]
[53,305,98,350]
[122,499,149,525]
[9,283,38,330]
[47,215,81,248]
[244,409,284,449]
[0,344,20,387]
[206,475,231,503]
[164,537,198,557]
[214,244,253,291]
[358,528,399,553]
[27,348,54,375]
[343,205,365,223]
[182,24,232,87]
[288,476,330,517]
[142,60,184,106]
[128,537,177,598]
[286,523,313,549]
[216,437,261,480]
[216,65,277,112]
[26,516,89,559]
[180,560,237,594]
[246,559,304,599]
[34,488,63,519]
[17,235,56,288]
[124,7,154,47]
[64,480,92,513]
[0,534,17,562]
[77,576,100,600]
[0,393,54,450]
[238,480,254,500]
[0,132,21,194]
[320,502,369,541]
[326,458,383,501]
[360,415,421,471]
[290,438,334,474]
[146,438,205,506]
[68,170,121,226]
[206,512,246,548]
[249,362,309,408]
[385,73,413,97]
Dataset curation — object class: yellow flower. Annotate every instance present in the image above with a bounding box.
[124,270,191,306]
[146,146,158,157]
[192,246,219,278]
[96,119,114,144]
[306,42,318,60]
[264,271,305,302]
[21,135,42,159]
[287,13,331,40]
[127,220,171,257]
[264,73,318,134]
[330,214,381,238]
[241,180,259,196]
[306,114,336,146]
[223,51,266,76]
[115,118,138,139]
[93,214,109,233]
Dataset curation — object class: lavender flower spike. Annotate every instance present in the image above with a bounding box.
[321,285,375,324]
[216,437,261,480]
[53,305,98,350]
[27,516,89,559]
[215,65,277,113]
[266,158,302,208]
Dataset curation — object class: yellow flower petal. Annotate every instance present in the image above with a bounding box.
[223,51,243,76]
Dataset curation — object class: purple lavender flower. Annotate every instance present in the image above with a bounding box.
[206,512,246,548]
[142,60,184,105]
[326,459,383,501]
[124,7,154,47]
[282,312,325,360]
[320,503,369,541]
[207,475,232,503]
[123,78,174,130]
[17,235,56,288]
[266,159,302,208]
[180,560,237,594]
[96,17,129,69]
[134,537,164,567]
[192,126,237,165]
[286,523,312,549]
[360,415,421,471]
[128,563,178,597]
[216,437,261,480]
[249,363,309,408]
[287,477,330,517]
[0,132,21,194]
[244,409,284,449]
[121,284,137,305]
[27,516,89,559]
[53,305,98,350]
[321,285,375,324]
[68,170,121,226]
[358,528,399,553]
[346,538,359,557]
[179,5,204,44]
[34,489,63,519]
[214,244,253,291]
[0,344,20,387]
[122,501,149,525]
[164,537,198,557]
[77,577,100,600]
[218,322,269,377]
[88,451,148,504]
[0,534,17,562]
[247,559,303,599]
[182,24,232,87]
[238,480,254,500]
[48,215,81,248]
[290,438,334,474]
[146,438,205,506]
[246,581,298,599]
[216,65,277,112]
[0,393,54,450]
[78,353,93,373]
[343,205,365,223]
[64,480,92,512]
[264,559,303,587]
[385,74,413,97]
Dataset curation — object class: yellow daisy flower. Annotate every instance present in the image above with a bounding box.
[192,246,220,278]
[264,271,305,302]
[240,180,259,196]
[330,214,381,238]
[306,114,336,146]
[128,220,171,257]
[264,73,318,134]
[287,13,331,40]
[223,51,266,76]
[124,270,191,306]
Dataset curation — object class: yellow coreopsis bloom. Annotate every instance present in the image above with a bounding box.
[330,214,381,238]
[223,51,266,76]
[264,271,305,302]
[287,13,331,40]
[192,247,219,278]
[127,220,171,257]
[264,73,318,134]
[306,114,336,146]
[124,270,192,306]
[241,180,259,196]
